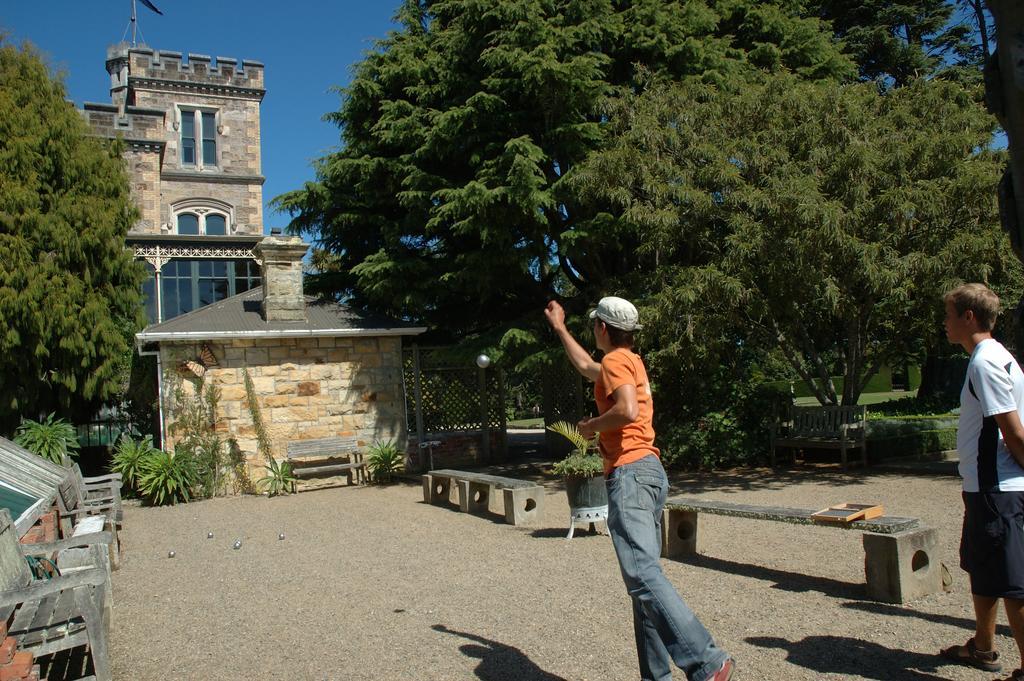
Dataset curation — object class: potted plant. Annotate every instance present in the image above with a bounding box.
[547,421,607,512]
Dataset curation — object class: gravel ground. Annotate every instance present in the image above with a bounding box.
[58,462,1022,681]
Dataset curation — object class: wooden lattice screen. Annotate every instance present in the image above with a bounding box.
[403,346,506,455]
[541,359,587,457]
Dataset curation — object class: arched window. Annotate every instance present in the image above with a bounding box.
[205,214,226,235]
[171,199,234,235]
[177,213,200,235]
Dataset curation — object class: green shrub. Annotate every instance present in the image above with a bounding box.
[551,450,604,478]
[547,421,603,478]
[366,439,404,484]
[167,375,227,499]
[868,394,958,417]
[137,447,197,505]
[111,434,158,494]
[867,429,957,460]
[14,414,80,464]
[257,457,296,497]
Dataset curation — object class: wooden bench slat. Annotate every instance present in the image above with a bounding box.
[665,496,918,534]
[292,462,366,478]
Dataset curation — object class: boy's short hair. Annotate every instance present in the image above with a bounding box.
[944,283,1000,332]
[605,324,635,349]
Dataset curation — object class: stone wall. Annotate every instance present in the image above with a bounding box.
[161,336,407,484]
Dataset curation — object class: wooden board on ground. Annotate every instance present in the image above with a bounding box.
[811,503,884,524]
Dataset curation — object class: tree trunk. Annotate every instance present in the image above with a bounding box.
[987,2,1024,249]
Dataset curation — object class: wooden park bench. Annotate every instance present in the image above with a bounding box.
[0,508,113,681]
[771,405,867,469]
[286,436,367,491]
[64,460,123,524]
[422,469,544,526]
[662,497,941,603]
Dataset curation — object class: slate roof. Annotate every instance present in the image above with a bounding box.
[136,286,426,344]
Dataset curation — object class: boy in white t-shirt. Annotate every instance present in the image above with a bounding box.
[941,283,1024,680]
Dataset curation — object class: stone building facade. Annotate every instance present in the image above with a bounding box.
[136,236,425,485]
[82,44,267,324]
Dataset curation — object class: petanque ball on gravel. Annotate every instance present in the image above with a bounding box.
[278,533,285,540]
[233,540,242,550]
[207,531,213,539]
[167,550,175,558]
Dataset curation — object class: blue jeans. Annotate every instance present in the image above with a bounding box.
[607,455,729,681]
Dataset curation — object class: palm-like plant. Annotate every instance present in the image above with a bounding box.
[258,457,297,496]
[137,447,197,505]
[366,439,404,484]
[15,414,80,464]
[111,434,158,493]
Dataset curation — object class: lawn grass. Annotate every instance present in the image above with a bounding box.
[792,390,915,407]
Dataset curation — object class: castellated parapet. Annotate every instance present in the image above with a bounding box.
[106,43,264,94]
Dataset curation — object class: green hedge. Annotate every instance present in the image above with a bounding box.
[866,429,957,461]
[765,364,921,398]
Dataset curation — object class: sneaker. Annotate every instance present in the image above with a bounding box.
[709,658,735,681]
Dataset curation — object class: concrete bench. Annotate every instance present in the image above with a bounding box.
[286,436,366,490]
[663,496,941,604]
[422,469,544,526]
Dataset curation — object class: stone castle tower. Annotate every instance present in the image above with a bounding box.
[82,44,267,323]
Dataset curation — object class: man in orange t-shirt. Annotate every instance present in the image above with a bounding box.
[545,297,734,681]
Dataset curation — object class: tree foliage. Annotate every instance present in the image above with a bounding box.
[274,0,855,339]
[573,74,1020,406]
[0,41,145,432]
[808,0,976,84]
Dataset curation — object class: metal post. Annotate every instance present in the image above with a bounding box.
[497,368,507,458]
[479,366,490,463]
[412,346,425,469]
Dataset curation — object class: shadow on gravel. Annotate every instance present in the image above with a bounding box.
[667,466,877,495]
[746,635,950,680]
[842,600,1014,638]
[674,554,865,601]
[432,624,567,681]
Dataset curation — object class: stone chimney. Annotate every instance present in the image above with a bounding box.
[254,235,308,322]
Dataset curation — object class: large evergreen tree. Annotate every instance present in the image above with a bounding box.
[274,0,854,338]
[0,41,145,432]
[573,75,1020,406]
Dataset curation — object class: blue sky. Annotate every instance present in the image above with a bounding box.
[1,0,402,231]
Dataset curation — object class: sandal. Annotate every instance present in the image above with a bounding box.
[996,670,1024,681]
[939,637,1002,672]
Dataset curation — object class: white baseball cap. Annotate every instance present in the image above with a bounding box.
[589,296,642,331]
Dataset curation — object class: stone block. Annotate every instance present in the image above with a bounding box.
[457,480,491,515]
[219,386,247,402]
[297,381,321,396]
[863,526,942,604]
[661,509,699,559]
[424,474,450,505]
[244,348,269,365]
[503,486,543,526]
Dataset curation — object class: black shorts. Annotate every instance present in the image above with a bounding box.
[961,491,1024,598]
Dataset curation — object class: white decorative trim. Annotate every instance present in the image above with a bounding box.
[134,244,255,271]
[137,327,428,342]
